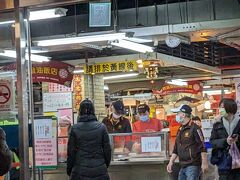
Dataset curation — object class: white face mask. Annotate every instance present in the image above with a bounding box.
[112,113,121,119]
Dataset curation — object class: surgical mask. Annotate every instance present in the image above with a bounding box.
[112,113,121,119]
[176,115,184,123]
[140,115,149,122]
[219,108,227,116]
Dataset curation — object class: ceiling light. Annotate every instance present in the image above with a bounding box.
[203,86,211,89]
[136,59,143,64]
[0,50,50,62]
[111,40,154,53]
[0,20,15,25]
[203,90,231,95]
[30,8,67,21]
[103,73,139,80]
[205,110,213,113]
[37,33,127,46]
[0,8,67,25]
[166,79,188,86]
[29,54,50,62]
[126,38,152,43]
[73,69,84,74]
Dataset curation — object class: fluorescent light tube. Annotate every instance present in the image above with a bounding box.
[30,8,67,21]
[0,50,50,62]
[0,8,67,25]
[203,90,231,95]
[37,33,127,46]
[126,38,152,43]
[73,69,84,74]
[111,40,154,53]
[0,20,15,25]
[167,79,188,86]
[103,73,139,80]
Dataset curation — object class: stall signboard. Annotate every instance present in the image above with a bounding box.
[141,136,161,152]
[2,61,75,87]
[0,77,15,119]
[153,81,202,95]
[34,117,57,169]
[84,61,138,74]
[43,92,72,112]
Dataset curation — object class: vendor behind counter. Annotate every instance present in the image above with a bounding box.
[102,100,132,133]
[133,104,163,132]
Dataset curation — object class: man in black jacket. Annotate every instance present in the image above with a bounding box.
[167,104,208,180]
[67,99,111,180]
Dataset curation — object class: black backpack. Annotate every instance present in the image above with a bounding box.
[0,128,12,176]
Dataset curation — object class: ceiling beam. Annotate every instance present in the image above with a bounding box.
[156,53,221,75]
[121,19,240,37]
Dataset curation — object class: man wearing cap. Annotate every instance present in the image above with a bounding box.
[102,100,132,133]
[167,104,208,180]
[132,104,163,132]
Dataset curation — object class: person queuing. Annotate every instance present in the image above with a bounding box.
[192,116,202,128]
[0,127,12,177]
[167,104,208,180]
[210,98,240,180]
[102,100,132,133]
[67,99,111,180]
[132,104,163,132]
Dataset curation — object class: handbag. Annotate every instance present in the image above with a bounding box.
[229,142,240,169]
[210,147,232,171]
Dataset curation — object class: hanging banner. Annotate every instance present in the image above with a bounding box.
[153,81,202,96]
[73,75,82,111]
[84,60,138,74]
[34,116,57,169]
[2,61,75,87]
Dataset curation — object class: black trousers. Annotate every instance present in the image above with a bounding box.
[219,169,240,180]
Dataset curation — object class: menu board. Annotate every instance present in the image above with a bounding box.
[43,92,72,112]
[48,82,73,93]
[34,117,57,168]
[141,136,161,153]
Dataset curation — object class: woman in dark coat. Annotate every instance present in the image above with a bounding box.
[67,99,111,180]
[210,98,240,180]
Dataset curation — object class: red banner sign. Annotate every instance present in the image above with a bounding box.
[153,81,202,95]
[2,61,75,87]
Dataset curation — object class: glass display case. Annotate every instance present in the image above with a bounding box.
[109,132,169,162]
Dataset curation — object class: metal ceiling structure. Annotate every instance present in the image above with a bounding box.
[0,0,240,78]
[0,0,240,67]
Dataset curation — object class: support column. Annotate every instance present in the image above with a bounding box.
[14,1,30,179]
[83,74,106,121]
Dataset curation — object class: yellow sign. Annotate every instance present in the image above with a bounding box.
[84,61,138,74]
